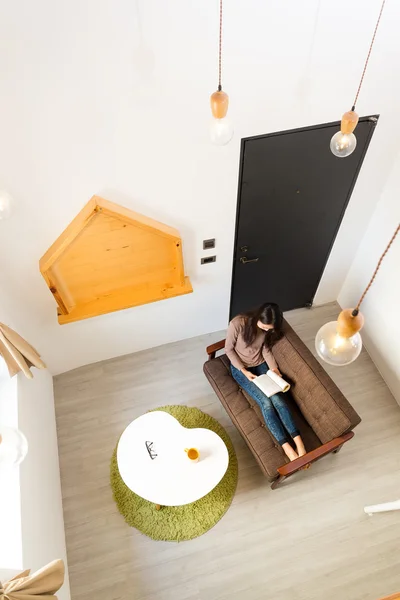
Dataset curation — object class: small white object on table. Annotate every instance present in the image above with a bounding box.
[117,411,229,507]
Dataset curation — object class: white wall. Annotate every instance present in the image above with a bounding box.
[0,285,70,598]
[18,371,71,600]
[0,0,400,374]
[339,153,400,404]
[0,375,22,573]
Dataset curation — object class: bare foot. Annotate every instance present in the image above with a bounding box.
[293,435,307,458]
[282,442,299,462]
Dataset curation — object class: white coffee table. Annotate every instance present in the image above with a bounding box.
[117,411,229,508]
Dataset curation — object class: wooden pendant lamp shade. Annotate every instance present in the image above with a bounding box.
[332,223,399,341]
[331,0,386,155]
[340,110,359,134]
[39,197,193,324]
[210,0,230,120]
[210,90,229,119]
[336,308,365,338]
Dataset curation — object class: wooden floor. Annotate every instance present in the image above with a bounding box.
[54,304,400,600]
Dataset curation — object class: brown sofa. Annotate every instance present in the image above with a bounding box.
[203,319,361,488]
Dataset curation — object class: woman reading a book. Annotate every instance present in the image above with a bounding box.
[225,302,306,462]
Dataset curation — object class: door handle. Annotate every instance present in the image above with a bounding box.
[240,257,259,264]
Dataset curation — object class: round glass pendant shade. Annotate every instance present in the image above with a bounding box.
[0,356,8,378]
[0,191,13,220]
[210,117,234,146]
[330,132,357,158]
[315,321,362,366]
[0,426,28,469]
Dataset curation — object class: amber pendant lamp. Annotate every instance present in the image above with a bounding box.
[330,0,386,158]
[210,0,233,145]
[315,224,399,366]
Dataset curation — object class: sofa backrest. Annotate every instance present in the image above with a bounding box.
[272,320,361,443]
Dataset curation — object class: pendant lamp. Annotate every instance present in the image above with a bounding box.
[330,0,386,158]
[210,0,233,145]
[0,425,28,469]
[316,224,399,366]
[0,190,14,220]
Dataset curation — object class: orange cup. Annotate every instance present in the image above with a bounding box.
[184,447,199,462]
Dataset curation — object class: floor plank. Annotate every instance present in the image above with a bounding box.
[54,304,400,600]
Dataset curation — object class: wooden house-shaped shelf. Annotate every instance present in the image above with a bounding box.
[40,196,193,324]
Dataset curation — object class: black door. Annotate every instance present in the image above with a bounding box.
[230,116,378,317]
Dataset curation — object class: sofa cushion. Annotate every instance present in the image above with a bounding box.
[204,355,287,480]
[204,354,321,480]
[272,321,361,443]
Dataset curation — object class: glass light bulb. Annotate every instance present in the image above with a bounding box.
[0,356,8,378]
[0,190,13,220]
[0,426,28,469]
[330,131,357,158]
[210,117,234,146]
[315,321,362,366]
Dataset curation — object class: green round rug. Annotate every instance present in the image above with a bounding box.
[110,405,238,541]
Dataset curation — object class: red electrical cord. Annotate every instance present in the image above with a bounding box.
[354,223,399,313]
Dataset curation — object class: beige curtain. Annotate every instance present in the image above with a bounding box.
[0,323,46,379]
[0,559,64,599]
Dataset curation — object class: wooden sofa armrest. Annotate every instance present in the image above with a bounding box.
[206,339,226,360]
[277,431,354,477]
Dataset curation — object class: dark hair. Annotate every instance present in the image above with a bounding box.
[241,302,283,350]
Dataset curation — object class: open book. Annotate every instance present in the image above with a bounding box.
[253,370,290,398]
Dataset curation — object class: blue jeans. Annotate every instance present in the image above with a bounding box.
[231,363,300,446]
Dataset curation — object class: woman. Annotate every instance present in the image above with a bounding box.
[225,302,306,462]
